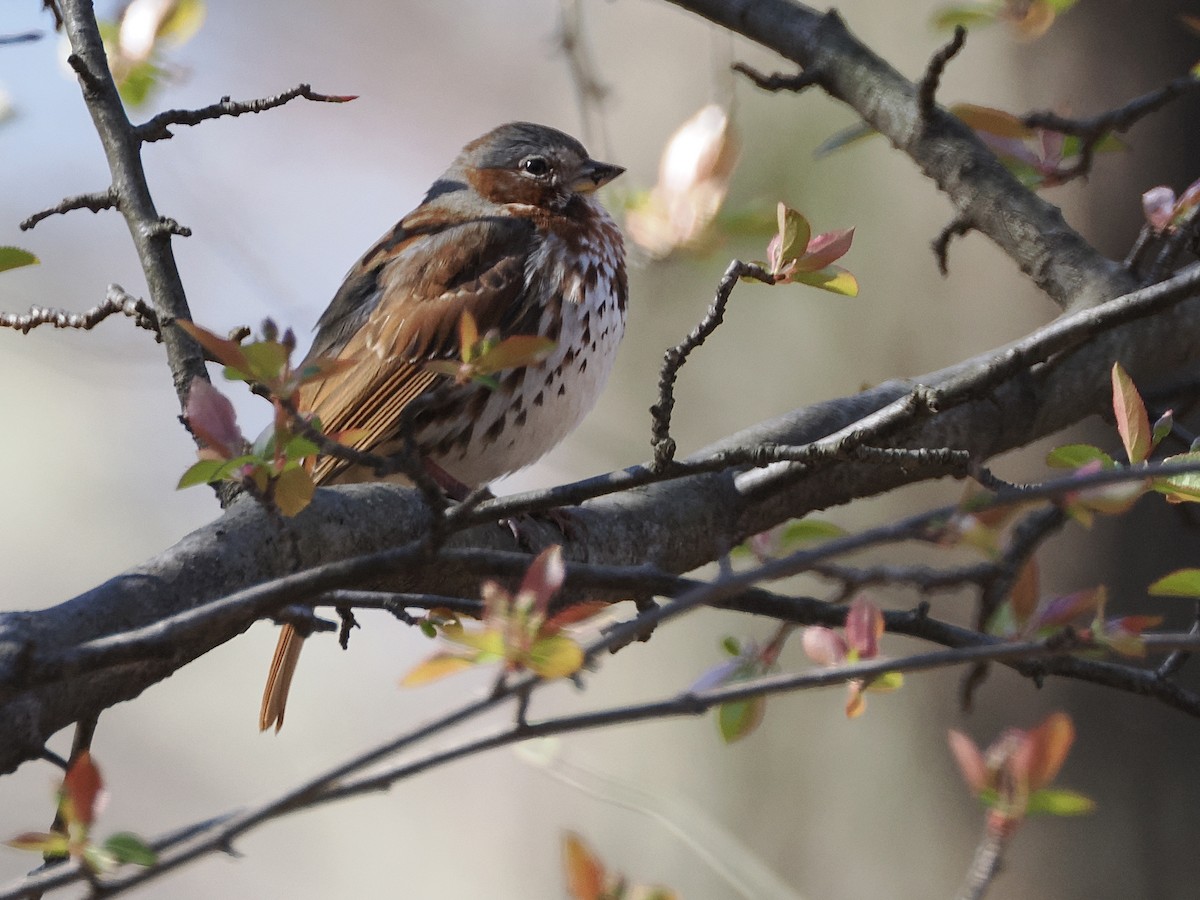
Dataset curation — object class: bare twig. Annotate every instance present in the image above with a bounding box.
[20,189,116,231]
[0,31,43,45]
[731,61,821,92]
[0,284,159,334]
[1157,602,1200,680]
[957,828,1006,900]
[933,213,972,275]
[649,260,774,468]
[917,25,966,119]
[135,84,356,143]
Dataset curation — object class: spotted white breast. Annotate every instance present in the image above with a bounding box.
[422,199,627,486]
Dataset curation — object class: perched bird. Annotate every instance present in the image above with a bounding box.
[260,122,627,731]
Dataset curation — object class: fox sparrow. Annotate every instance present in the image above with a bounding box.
[260,122,627,731]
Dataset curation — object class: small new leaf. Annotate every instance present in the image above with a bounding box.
[102,833,157,866]
[1112,362,1152,464]
[1045,443,1114,469]
[0,246,38,273]
[1025,787,1095,817]
[1149,568,1200,598]
[717,697,766,743]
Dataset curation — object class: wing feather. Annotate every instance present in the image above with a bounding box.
[301,213,537,484]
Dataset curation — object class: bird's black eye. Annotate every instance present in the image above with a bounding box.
[519,156,551,177]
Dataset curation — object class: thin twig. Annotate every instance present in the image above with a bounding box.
[957,828,1006,900]
[20,189,116,231]
[917,25,966,119]
[556,0,611,158]
[4,629,1193,900]
[731,61,821,93]
[1022,76,1200,184]
[0,284,159,334]
[135,84,356,143]
[933,213,972,275]
[649,260,774,468]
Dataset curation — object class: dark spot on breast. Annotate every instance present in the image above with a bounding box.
[514,410,527,427]
[485,417,505,444]
[579,357,588,373]
[533,391,545,407]
[557,383,567,396]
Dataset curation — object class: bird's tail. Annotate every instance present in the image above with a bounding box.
[260,624,304,732]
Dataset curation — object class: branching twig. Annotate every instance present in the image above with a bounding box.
[1022,75,1200,184]
[649,260,774,468]
[7,628,1200,899]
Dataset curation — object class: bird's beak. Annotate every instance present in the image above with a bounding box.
[572,159,625,193]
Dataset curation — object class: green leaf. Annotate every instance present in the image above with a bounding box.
[1148,568,1200,598]
[273,464,315,517]
[866,670,904,693]
[528,634,585,679]
[5,831,69,854]
[793,266,858,296]
[1152,451,1200,502]
[986,601,1019,638]
[1045,444,1114,469]
[1045,0,1079,12]
[0,246,39,273]
[1151,410,1174,453]
[778,518,847,547]
[177,459,225,488]
[717,696,765,743]
[400,652,476,686]
[777,204,811,262]
[81,844,118,874]
[102,832,157,866]
[159,0,206,45]
[932,9,1001,31]
[477,335,556,373]
[281,435,321,461]
[176,455,257,489]
[1025,787,1095,817]
[118,61,164,108]
[1112,362,1152,464]
[230,340,289,384]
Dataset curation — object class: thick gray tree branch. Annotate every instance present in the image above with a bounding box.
[667,0,1136,309]
[3,254,1200,774]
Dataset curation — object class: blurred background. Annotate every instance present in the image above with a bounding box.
[2,1,1200,897]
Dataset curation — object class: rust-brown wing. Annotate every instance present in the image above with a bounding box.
[302,212,539,484]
